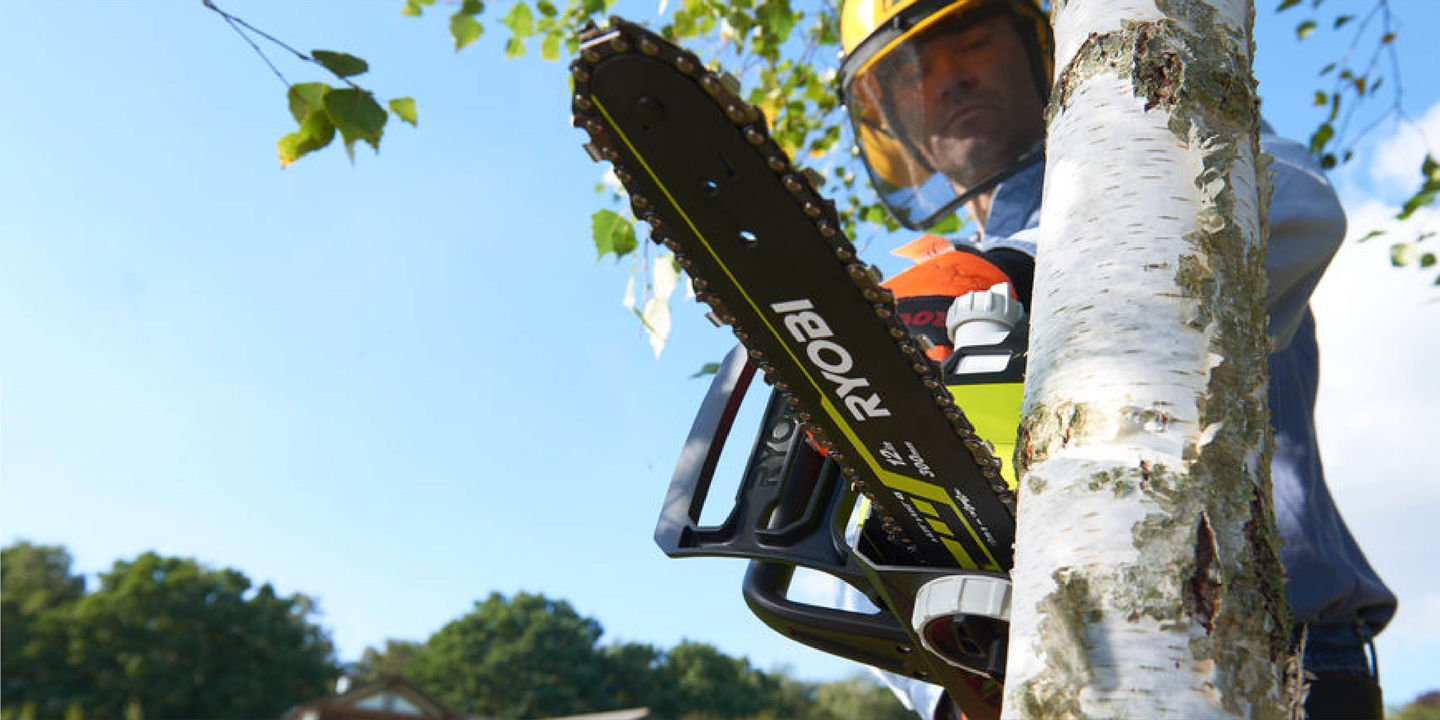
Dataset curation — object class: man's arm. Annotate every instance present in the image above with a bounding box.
[1259,122,1346,350]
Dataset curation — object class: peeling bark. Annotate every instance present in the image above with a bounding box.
[1001,1,1293,718]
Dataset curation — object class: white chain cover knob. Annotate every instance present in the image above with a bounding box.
[946,282,1025,347]
[912,574,1013,669]
[946,282,1025,375]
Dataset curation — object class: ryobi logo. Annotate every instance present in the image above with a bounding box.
[770,299,891,422]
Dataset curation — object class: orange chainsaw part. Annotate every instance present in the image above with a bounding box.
[882,247,1017,362]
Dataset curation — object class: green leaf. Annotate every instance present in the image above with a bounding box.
[1391,242,1419,267]
[502,2,534,38]
[1320,153,1337,170]
[1357,229,1385,243]
[1296,20,1316,39]
[505,37,526,57]
[323,88,388,157]
[691,362,721,378]
[277,109,337,167]
[1421,253,1437,269]
[388,97,418,126]
[592,209,637,260]
[1399,188,1438,220]
[756,0,798,44]
[1308,122,1334,155]
[541,33,561,60]
[287,82,329,123]
[1333,14,1352,28]
[402,0,436,16]
[929,214,964,234]
[1311,90,1326,106]
[536,0,557,16]
[311,50,368,78]
[450,12,484,50]
[1277,0,1300,10]
[460,0,485,14]
[1319,62,1336,76]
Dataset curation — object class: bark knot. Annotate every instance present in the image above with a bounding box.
[1187,510,1223,633]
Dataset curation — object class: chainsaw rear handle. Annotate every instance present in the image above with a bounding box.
[742,560,925,675]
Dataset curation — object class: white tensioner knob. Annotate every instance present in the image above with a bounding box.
[945,282,1026,375]
[911,574,1012,669]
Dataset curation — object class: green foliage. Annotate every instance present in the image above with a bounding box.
[593,208,638,261]
[389,96,419,126]
[1391,692,1440,720]
[1385,155,1440,284]
[350,592,909,720]
[350,639,423,681]
[811,674,917,720]
[0,542,338,719]
[1,543,87,718]
[203,3,418,167]
[403,592,611,719]
[311,49,369,77]
[1278,0,1437,264]
[450,1,486,50]
[325,87,389,156]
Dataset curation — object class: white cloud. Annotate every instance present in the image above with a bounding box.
[1369,100,1440,193]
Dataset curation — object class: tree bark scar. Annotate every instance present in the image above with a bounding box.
[1134,23,1184,111]
[1187,510,1223,633]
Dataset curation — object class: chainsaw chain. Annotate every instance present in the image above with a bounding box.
[569,18,1016,551]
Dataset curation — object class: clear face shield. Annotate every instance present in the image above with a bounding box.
[841,3,1045,230]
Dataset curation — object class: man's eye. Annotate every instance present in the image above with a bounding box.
[962,32,991,51]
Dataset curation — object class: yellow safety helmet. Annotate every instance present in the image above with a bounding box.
[838,0,1053,229]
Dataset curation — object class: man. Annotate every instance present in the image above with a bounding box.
[834,0,1397,718]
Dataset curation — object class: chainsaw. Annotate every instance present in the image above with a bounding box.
[569,18,1029,719]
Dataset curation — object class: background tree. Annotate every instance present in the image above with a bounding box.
[350,638,423,682]
[601,641,676,715]
[660,640,782,720]
[810,675,915,720]
[1,543,87,719]
[1392,692,1440,720]
[403,591,614,719]
[0,544,339,720]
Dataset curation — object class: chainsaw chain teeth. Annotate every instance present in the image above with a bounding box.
[568,19,1017,531]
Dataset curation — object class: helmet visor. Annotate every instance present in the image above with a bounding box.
[841,2,1042,229]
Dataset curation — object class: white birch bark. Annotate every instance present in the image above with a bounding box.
[1000,1,1295,718]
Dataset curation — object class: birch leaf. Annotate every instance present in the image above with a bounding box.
[621,275,636,310]
[388,97,418,126]
[311,50,369,78]
[641,296,671,357]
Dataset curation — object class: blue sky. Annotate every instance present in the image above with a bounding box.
[2,0,1437,711]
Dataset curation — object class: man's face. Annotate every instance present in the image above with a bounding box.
[880,14,1046,190]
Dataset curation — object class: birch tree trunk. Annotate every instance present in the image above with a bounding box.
[1000,1,1297,718]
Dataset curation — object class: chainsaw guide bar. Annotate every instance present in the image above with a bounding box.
[570,18,1017,572]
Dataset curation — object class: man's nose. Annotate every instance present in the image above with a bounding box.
[922,46,973,98]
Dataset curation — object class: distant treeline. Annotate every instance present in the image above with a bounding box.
[1,542,911,720]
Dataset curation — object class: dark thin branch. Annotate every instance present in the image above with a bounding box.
[204,0,290,87]
[202,0,364,90]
